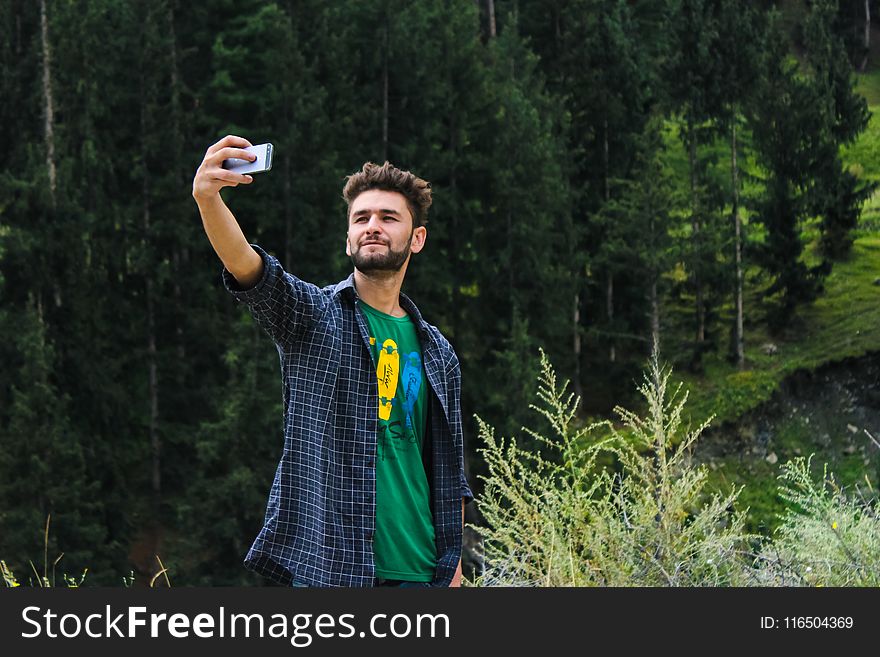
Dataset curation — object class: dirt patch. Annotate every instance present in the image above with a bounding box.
[693,351,880,479]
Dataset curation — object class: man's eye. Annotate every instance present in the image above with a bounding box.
[384,216,396,221]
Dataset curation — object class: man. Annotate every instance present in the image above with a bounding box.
[192,135,473,587]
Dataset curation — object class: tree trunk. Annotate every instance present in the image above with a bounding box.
[15,10,22,56]
[574,291,583,401]
[650,278,659,354]
[283,17,293,269]
[507,206,514,330]
[40,0,57,207]
[861,0,871,72]
[449,103,460,343]
[731,120,745,369]
[603,117,610,202]
[139,41,161,535]
[603,116,614,363]
[607,272,615,363]
[141,189,161,533]
[486,0,496,38]
[450,172,460,344]
[146,274,160,518]
[172,250,185,368]
[167,0,186,373]
[649,204,660,353]
[284,153,293,267]
[40,0,61,321]
[554,3,561,41]
[445,28,461,344]
[382,10,389,162]
[688,116,705,366]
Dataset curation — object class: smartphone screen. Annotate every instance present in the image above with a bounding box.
[222,143,273,174]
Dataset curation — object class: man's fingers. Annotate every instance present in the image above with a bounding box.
[214,147,257,162]
[206,135,253,156]
[209,169,253,185]
[213,147,257,165]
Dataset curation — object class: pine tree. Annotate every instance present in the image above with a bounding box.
[803,0,874,260]
[476,4,577,441]
[517,0,659,404]
[748,11,827,328]
[0,300,107,583]
[663,0,729,371]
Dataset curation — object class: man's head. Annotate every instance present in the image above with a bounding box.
[343,162,431,275]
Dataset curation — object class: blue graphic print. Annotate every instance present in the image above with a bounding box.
[400,352,422,431]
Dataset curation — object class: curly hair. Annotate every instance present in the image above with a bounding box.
[342,161,432,229]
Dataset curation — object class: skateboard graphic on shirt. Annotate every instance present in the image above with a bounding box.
[376,338,399,421]
[372,337,423,462]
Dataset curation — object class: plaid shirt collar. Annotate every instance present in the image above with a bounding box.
[332,272,434,343]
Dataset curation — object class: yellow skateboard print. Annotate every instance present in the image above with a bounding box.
[376,338,399,421]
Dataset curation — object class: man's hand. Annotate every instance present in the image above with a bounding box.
[449,497,465,587]
[450,559,462,587]
[192,135,256,203]
[191,135,263,287]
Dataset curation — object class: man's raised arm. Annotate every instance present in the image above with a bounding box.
[192,134,263,289]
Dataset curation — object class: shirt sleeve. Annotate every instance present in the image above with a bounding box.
[460,470,474,505]
[221,244,328,349]
[446,349,474,505]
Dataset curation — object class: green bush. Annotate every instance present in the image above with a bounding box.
[470,348,880,587]
[471,347,757,586]
[754,456,880,586]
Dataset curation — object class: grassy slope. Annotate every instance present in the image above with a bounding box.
[669,62,880,425]
[656,64,880,534]
[675,234,880,430]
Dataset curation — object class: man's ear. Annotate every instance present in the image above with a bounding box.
[410,226,427,254]
[345,234,351,257]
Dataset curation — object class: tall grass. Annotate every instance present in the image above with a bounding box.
[1,513,169,587]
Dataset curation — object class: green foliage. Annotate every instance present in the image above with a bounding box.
[0,515,89,588]
[0,301,110,582]
[2,0,878,585]
[748,11,827,325]
[167,314,282,586]
[704,369,779,425]
[473,347,756,586]
[473,348,880,587]
[803,0,875,260]
[5,352,877,587]
[755,456,880,586]
[678,234,880,429]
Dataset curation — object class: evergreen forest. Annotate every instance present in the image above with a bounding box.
[1,0,879,585]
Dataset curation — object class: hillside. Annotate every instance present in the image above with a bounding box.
[681,64,880,533]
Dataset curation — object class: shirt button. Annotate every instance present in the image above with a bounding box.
[367,459,375,468]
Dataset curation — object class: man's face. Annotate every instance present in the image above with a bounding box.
[346,189,426,274]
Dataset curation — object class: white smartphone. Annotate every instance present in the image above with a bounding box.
[222,143,273,174]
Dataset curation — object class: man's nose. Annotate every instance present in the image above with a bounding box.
[365,213,383,230]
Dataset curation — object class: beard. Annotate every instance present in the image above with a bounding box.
[350,236,412,274]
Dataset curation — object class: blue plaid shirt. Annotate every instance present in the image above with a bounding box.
[222,245,473,587]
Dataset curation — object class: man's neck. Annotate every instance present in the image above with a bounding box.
[352,268,407,318]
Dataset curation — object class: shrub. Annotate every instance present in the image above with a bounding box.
[471,346,758,586]
[754,456,880,586]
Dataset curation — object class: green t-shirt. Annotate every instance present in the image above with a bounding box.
[359,299,436,582]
